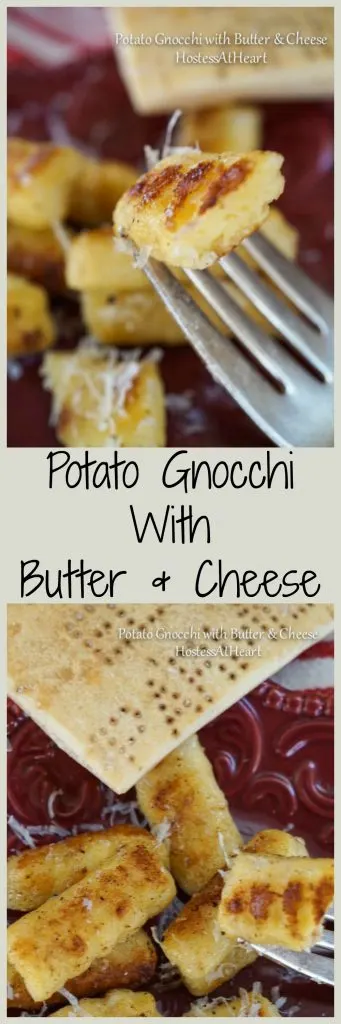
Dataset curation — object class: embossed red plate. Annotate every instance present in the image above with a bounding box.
[7,54,333,447]
[7,668,334,1017]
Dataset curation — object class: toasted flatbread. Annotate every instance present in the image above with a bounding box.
[109,8,333,114]
[7,603,333,794]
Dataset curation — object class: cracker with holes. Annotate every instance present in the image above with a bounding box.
[7,826,175,1001]
[161,829,307,996]
[7,138,80,229]
[137,734,241,894]
[7,604,333,794]
[114,150,284,269]
[40,346,165,447]
[218,853,334,950]
[7,274,55,357]
[7,930,156,1010]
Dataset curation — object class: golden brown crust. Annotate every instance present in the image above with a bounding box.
[185,992,281,1016]
[41,348,166,447]
[7,222,68,295]
[218,853,334,950]
[8,824,168,912]
[50,988,161,1017]
[7,931,157,1009]
[7,273,55,357]
[68,155,137,226]
[137,735,242,895]
[114,149,284,268]
[7,138,80,229]
[7,828,175,1001]
[162,874,256,996]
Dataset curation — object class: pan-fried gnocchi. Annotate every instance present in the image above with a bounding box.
[81,289,184,345]
[162,873,256,996]
[114,150,284,268]
[7,274,55,357]
[7,138,80,229]
[7,222,68,295]
[244,829,308,858]
[185,992,281,1016]
[68,155,137,226]
[67,208,296,294]
[41,347,166,447]
[7,827,175,1001]
[178,105,263,155]
[8,823,169,912]
[50,988,161,1017]
[136,735,242,895]
[66,227,149,292]
[218,853,334,950]
[7,930,157,1009]
[162,829,305,996]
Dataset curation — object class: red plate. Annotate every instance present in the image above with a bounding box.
[7,53,333,447]
[7,662,334,1017]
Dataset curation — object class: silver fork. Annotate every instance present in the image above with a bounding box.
[142,233,333,447]
[247,904,334,986]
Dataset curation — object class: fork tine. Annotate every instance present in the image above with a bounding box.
[314,928,334,953]
[242,231,334,332]
[325,904,335,924]
[249,942,334,986]
[220,250,332,382]
[143,256,334,446]
[184,267,292,392]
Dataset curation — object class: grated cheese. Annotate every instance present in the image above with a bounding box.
[152,819,172,845]
[8,815,36,849]
[47,789,63,819]
[52,219,71,253]
[59,987,91,1017]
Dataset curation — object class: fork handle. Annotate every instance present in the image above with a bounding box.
[248,941,334,986]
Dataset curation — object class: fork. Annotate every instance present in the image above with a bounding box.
[142,233,333,446]
[246,904,334,986]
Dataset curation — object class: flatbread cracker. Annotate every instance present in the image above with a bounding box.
[7,603,333,794]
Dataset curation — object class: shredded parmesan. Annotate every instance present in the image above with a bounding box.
[218,830,232,868]
[8,815,36,848]
[7,984,14,1000]
[152,819,172,845]
[52,219,71,253]
[47,789,63,819]
[7,359,24,381]
[59,988,91,1017]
